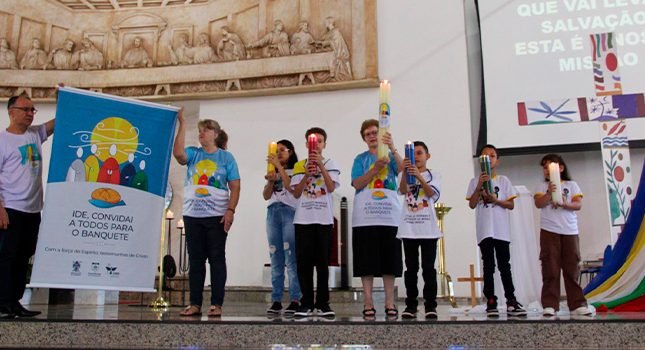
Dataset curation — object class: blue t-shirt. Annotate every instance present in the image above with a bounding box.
[351,151,401,227]
[182,146,240,217]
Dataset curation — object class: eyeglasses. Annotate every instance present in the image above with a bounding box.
[363,131,378,137]
[10,107,37,113]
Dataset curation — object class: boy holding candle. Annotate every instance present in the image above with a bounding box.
[291,127,341,318]
[398,141,442,319]
[534,154,591,317]
[466,144,526,317]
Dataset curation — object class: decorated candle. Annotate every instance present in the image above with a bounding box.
[166,209,174,219]
[307,134,317,167]
[479,155,493,193]
[176,219,184,229]
[377,80,391,158]
[548,162,563,205]
[267,141,277,174]
[405,141,416,185]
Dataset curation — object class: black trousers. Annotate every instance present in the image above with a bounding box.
[402,238,438,309]
[294,224,332,309]
[478,237,516,302]
[0,209,40,307]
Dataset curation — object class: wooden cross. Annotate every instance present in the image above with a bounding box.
[457,264,484,308]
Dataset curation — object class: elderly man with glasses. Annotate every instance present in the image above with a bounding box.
[0,94,54,319]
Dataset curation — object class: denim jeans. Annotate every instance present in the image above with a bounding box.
[184,216,227,307]
[478,237,516,301]
[266,202,301,302]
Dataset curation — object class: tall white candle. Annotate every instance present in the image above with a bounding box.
[548,162,563,205]
[377,80,391,158]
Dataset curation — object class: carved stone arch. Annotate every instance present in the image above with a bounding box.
[112,13,168,67]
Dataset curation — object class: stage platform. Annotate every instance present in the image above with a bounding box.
[1,297,644,350]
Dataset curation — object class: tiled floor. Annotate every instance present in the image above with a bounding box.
[2,302,644,350]
[20,301,645,323]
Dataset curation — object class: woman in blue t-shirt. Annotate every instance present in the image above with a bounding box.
[173,110,240,317]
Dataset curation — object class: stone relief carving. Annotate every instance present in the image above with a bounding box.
[121,37,152,68]
[20,38,48,70]
[216,26,246,62]
[247,20,290,58]
[46,39,75,70]
[76,39,105,71]
[317,16,352,82]
[0,39,18,70]
[290,21,315,55]
[0,0,377,100]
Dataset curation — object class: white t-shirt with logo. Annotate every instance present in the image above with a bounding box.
[534,180,583,235]
[0,124,48,213]
[291,158,340,225]
[466,174,517,243]
[267,168,298,208]
[397,169,441,239]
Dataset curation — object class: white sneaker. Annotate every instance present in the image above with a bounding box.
[571,306,593,316]
[543,307,556,316]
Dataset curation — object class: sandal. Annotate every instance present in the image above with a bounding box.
[207,305,222,317]
[179,305,201,316]
[385,307,398,317]
[362,307,376,317]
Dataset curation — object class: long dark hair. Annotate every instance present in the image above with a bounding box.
[277,139,298,169]
[540,153,572,181]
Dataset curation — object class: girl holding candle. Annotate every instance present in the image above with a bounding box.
[173,110,240,317]
[466,144,526,317]
[351,119,403,318]
[262,139,302,315]
[534,154,591,317]
[398,141,442,319]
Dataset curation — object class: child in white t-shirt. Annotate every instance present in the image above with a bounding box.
[466,144,526,317]
[534,153,591,317]
[397,141,441,319]
[291,127,340,318]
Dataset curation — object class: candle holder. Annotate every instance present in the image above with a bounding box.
[177,221,188,306]
[150,210,169,310]
[434,202,457,308]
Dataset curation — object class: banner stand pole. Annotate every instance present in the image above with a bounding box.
[150,209,169,310]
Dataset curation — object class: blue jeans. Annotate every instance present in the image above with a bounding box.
[184,216,227,307]
[266,203,301,302]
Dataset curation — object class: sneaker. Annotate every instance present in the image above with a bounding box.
[316,304,335,317]
[543,307,556,316]
[401,306,417,319]
[424,306,438,319]
[486,298,499,317]
[571,306,592,316]
[506,299,527,316]
[284,301,300,314]
[266,301,282,314]
[294,306,313,317]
